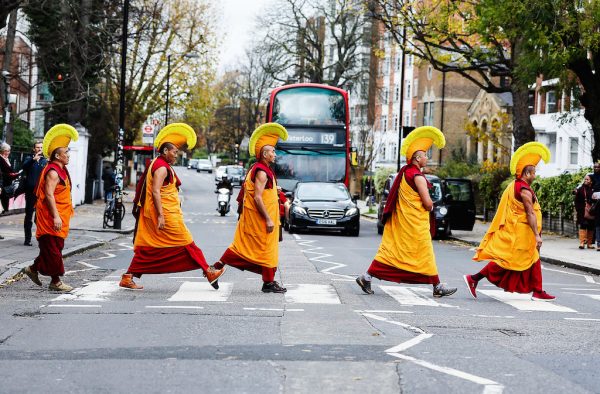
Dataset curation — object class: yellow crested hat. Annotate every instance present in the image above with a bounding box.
[43,124,79,158]
[510,141,551,177]
[154,123,197,150]
[401,126,446,160]
[249,123,288,158]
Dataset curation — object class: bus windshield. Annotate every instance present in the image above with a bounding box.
[272,87,346,126]
[273,149,346,191]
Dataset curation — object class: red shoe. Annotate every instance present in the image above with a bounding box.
[119,274,143,290]
[463,275,477,299]
[531,290,555,301]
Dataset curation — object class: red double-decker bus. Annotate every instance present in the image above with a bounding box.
[265,83,351,191]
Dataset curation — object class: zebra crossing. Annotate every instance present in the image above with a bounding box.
[39,275,600,319]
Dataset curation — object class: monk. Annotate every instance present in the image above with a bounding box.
[212,123,288,293]
[356,126,457,298]
[20,124,78,291]
[119,123,225,290]
[464,142,555,301]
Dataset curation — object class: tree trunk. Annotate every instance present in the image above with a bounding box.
[582,96,600,163]
[510,37,536,150]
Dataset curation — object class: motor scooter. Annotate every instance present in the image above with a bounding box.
[216,188,231,216]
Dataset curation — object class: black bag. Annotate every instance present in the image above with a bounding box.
[3,175,23,198]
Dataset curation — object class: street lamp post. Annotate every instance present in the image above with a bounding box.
[165,52,199,126]
[113,0,130,230]
[396,25,407,172]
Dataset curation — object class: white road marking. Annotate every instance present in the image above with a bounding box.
[564,317,600,322]
[478,290,577,313]
[561,288,600,291]
[293,234,301,240]
[542,266,598,284]
[284,284,341,304]
[146,305,204,309]
[295,238,355,280]
[44,304,101,308]
[243,307,304,312]
[169,282,232,302]
[471,314,515,319]
[361,313,425,334]
[379,286,457,308]
[53,281,120,302]
[167,276,204,279]
[385,333,433,353]
[353,309,413,314]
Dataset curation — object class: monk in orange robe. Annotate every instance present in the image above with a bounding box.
[212,123,288,293]
[356,126,457,298]
[119,123,225,290]
[20,124,78,291]
[464,142,555,301]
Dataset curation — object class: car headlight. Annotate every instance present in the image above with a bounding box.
[438,206,448,216]
[293,206,307,215]
[345,207,358,216]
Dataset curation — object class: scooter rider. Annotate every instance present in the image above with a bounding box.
[216,174,233,193]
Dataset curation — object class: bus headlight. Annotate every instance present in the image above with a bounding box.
[438,206,448,216]
[293,206,307,215]
[345,207,358,216]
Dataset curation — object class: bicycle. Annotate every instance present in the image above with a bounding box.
[103,188,126,229]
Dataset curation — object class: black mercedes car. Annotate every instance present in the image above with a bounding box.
[287,182,360,236]
[376,173,475,238]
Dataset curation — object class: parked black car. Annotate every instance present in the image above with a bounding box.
[376,173,475,238]
[287,182,360,236]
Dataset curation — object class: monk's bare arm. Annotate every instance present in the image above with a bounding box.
[152,167,167,230]
[414,176,434,211]
[254,171,275,233]
[521,189,542,250]
[44,170,62,231]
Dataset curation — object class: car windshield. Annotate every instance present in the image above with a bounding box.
[429,179,442,202]
[273,149,346,191]
[199,160,210,165]
[227,167,243,175]
[296,183,349,201]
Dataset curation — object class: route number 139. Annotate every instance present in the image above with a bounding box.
[320,133,335,144]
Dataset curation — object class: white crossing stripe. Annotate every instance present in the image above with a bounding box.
[379,286,456,308]
[284,284,341,304]
[478,290,577,312]
[579,294,600,301]
[53,281,120,302]
[168,281,232,302]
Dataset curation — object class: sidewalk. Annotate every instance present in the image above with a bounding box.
[357,199,600,275]
[0,192,135,283]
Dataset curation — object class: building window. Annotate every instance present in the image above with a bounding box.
[546,90,557,113]
[407,54,412,67]
[381,115,387,131]
[413,79,418,97]
[548,133,556,163]
[405,80,411,99]
[528,91,535,115]
[383,88,389,104]
[423,102,434,125]
[427,65,433,81]
[569,137,579,165]
[384,58,390,75]
[393,115,398,131]
[412,109,417,126]
[392,144,397,159]
[396,56,401,71]
[394,84,400,102]
[404,111,410,125]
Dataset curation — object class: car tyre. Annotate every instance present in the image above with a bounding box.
[377,223,384,235]
[348,226,360,237]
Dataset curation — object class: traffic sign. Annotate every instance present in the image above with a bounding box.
[143,124,154,135]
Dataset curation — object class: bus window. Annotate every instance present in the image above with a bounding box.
[272,87,346,126]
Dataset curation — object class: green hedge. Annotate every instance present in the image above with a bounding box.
[532,168,591,217]
[374,167,395,195]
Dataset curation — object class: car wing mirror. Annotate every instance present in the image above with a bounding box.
[285,191,293,199]
[445,193,454,202]
[383,189,389,197]
[352,193,359,203]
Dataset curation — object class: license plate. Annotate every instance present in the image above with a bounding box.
[316,219,337,225]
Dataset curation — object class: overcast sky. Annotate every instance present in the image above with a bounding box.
[213,0,274,72]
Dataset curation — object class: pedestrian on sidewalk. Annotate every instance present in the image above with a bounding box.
[464,142,555,301]
[212,123,288,293]
[591,162,600,250]
[0,142,20,213]
[575,174,596,249]
[119,124,225,290]
[356,126,457,298]
[21,141,47,246]
[20,124,78,292]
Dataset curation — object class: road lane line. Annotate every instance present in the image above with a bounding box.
[285,284,341,304]
[564,317,600,322]
[45,304,101,308]
[379,286,457,308]
[542,266,598,284]
[52,281,120,302]
[385,333,433,353]
[361,313,425,334]
[243,308,304,312]
[478,290,577,312]
[146,305,204,309]
[353,309,413,314]
[169,282,232,302]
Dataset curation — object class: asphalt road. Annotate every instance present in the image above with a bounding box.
[1,167,599,393]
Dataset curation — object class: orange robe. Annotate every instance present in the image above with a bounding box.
[33,162,73,277]
[368,165,439,284]
[218,163,279,282]
[472,179,543,293]
[127,157,208,275]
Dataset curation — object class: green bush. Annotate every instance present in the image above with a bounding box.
[374,166,396,194]
[435,160,480,179]
[478,166,511,208]
[532,168,591,217]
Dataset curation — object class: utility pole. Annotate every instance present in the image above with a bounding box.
[165,54,171,125]
[1,10,17,143]
[113,0,129,230]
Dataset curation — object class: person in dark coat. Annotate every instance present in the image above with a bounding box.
[575,174,596,249]
[0,142,19,213]
[21,141,47,246]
